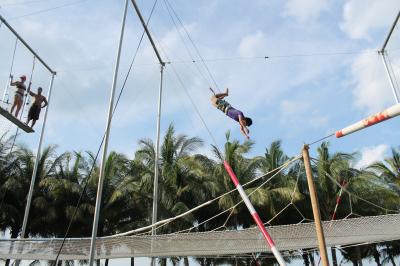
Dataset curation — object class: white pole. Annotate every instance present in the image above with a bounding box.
[151,64,164,266]
[20,74,55,237]
[380,51,399,104]
[88,0,128,265]
[15,73,55,266]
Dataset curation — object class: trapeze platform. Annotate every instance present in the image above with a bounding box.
[0,106,34,133]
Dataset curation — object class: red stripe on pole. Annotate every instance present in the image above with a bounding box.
[252,212,276,247]
[336,104,400,138]
[223,160,286,265]
[223,160,240,187]
[365,113,390,126]
[335,130,344,138]
[224,160,277,248]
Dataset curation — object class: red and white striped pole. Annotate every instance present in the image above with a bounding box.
[331,182,347,221]
[336,103,400,138]
[223,161,286,266]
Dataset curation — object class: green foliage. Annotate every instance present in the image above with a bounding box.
[0,130,399,265]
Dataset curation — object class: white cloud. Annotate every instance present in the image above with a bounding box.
[340,0,400,40]
[283,0,331,23]
[355,144,388,169]
[350,49,398,114]
[280,99,328,128]
[237,31,267,58]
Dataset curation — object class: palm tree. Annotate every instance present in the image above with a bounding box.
[380,241,400,266]
[0,145,64,266]
[36,151,91,237]
[135,123,206,266]
[255,140,303,265]
[257,140,304,225]
[368,147,400,189]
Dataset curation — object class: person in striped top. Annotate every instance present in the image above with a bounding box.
[210,88,252,140]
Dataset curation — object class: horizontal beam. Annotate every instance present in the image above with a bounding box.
[130,0,165,66]
[336,103,400,138]
[0,14,56,75]
[381,10,400,53]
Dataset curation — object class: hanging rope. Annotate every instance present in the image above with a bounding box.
[2,37,18,107]
[112,155,301,237]
[162,0,214,90]
[307,133,335,146]
[386,51,400,92]
[163,0,221,92]
[310,157,400,214]
[8,56,36,154]
[8,0,89,21]
[51,1,159,264]
[19,56,36,120]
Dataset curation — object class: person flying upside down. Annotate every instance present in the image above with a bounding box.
[210,88,252,140]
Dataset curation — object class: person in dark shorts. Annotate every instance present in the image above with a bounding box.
[26,87,48,128]
[210,88,252,140]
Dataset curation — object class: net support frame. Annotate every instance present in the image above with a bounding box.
[223,160,286,266]
[380,51,399,104]
[302,146,329,266]
[379,10,400,104]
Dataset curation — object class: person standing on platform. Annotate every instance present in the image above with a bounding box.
[10,75,30,118]
[26,87,47,128]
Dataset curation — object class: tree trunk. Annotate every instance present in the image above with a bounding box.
[309,252,315,266]
[331,247,338,266]
[302,252,310,266]
[5,228,20,266]
[184,257,189,266]
[357,246,363,266]
[373,246,381,266]
[130,257,134,266]
[246,258,251,266]
[389,255,396,266]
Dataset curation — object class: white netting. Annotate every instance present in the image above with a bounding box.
[0,214,399,260]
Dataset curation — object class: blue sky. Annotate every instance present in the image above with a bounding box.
[0,0,399,165]
[0,1,400,265]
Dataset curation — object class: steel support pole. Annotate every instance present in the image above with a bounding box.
[88,0,128,265]
[302,145,329,266]
[20,74,55,238]
[381,11,400,52]
[151,64,164,266]
[130,0,164,65]
[380,51,399,104]
[15,74,55,266]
